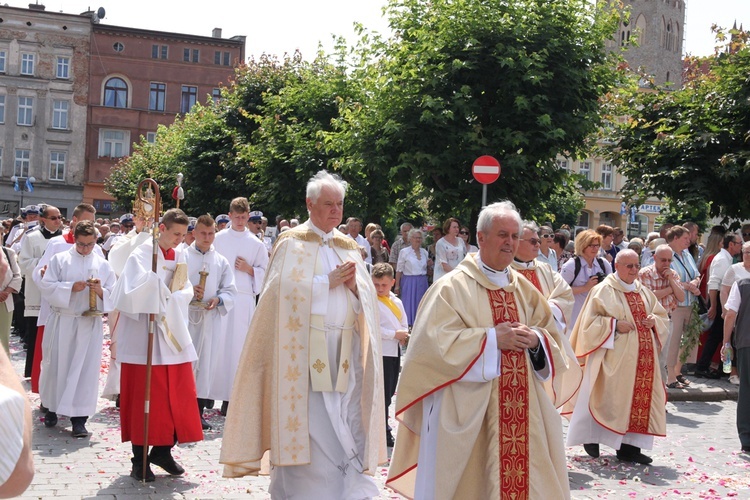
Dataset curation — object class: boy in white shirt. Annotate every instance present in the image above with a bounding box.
[371,263,409,447]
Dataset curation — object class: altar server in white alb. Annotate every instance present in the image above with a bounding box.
[186,215,236,430]
[213,197,268,415]
[37,221,116,438]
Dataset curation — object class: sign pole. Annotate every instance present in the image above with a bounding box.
[482,184,487,208]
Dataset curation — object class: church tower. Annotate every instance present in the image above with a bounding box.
[615,0,686,87]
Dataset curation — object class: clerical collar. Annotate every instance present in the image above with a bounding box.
[40,226,62,239]
[305,220,334,242]
[614,273,637,292]
[513,258,536,268]
[474,253,510,287]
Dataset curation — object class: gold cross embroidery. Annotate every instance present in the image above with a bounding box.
[313,359,326,373]
[342,359,350,374]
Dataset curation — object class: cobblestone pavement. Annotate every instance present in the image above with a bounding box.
[7,327,749,499]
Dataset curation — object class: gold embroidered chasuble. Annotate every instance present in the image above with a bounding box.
[511,260,581,410]
[220,225,386,478]
[566,274,669,436]
[387,255,571,500]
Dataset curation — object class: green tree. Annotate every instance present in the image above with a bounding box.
[602,31,750,222]
[338,0,622,224]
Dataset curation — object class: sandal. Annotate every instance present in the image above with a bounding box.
[676,375,691,386]
[666,381,685,389]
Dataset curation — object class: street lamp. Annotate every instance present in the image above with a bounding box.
[10,176,35,213]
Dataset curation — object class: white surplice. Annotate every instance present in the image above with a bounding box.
[269,221,379,500]
[186,243,236,400]
[37,247,116,417]
[213,227,268,401]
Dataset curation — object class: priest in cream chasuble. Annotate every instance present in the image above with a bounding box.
[387,202,571,500]
[566,249,669,464]
[220,171,386,500]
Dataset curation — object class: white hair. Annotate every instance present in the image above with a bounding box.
[521,220,540,235]
[306,170,347,203]
[408,228,424,241]
[400,222,413,231]
[477,201,522,235]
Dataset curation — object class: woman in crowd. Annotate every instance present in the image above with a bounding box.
[459,226,478,254]
[369,229,390,265]
[560,229,612,334]
[0,244,21,355]
[395,229,430,326]
[433,217,465,282]
[553,232,572,270]
[366,222,389,253]
[537,225,558,272]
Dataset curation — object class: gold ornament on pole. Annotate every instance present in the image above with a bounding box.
[81,270,103,317]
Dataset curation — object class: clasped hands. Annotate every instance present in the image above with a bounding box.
[495,322,539,351]
[616,314,656,334]
[72,279,103,298]
[328,261,357,294]
[193,284,220,310]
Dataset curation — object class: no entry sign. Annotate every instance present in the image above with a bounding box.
[472,156,501,184]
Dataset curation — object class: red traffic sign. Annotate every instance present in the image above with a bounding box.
[472,155,501,184]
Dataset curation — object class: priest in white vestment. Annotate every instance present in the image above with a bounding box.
[37,221,116,438]
[387,201,571,500]
[213,198,268,414]
[566,249,669,465]
[186,215,236,430]
[220,170,386,499]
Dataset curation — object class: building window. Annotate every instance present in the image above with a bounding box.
[14,150,30,178]
[99,129,129,158]
[56,56,70,79]
[52,100,69,129]
[181,85,197,113]
[0,95,5,124]
[49,151,66,181]
[149,82,166,111]
[146,132,157,143]
[183,48,200,63]
[215,51,231,65]
[556,159,569,172]
[579,161,591,180]
[113,42,124,52]
[104,77,128,108]
[21,53,35,75]
[0,50,6,73]
[212,88,221,103]
[152,44,168,59]
[601,164,613,190]
[17,96,33,126]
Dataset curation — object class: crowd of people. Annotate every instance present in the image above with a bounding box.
[1,182,749,498]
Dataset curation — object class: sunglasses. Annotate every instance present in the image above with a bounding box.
[523,238,541,245]
[623,263,640,270]
[45,215,63,221]
[459,231,469,235]
[541,234,553,238]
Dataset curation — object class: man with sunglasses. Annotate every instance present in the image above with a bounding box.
[246,211,272,254]
[18,206,63,384]
[567,249,669,465]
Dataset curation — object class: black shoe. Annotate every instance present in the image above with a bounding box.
[741,446,750,453]
[149,453,185,476]
[72,422,89,438]
[695,368,721,379]
[206,399,215,409]
[115,395,120,409]
[44,411,58,428]
[386,432,395,448]
[616,445,653,465]
[220,401,229,416]
[583,443,600,458]
[130,464,155,482]
[39,404,49,414]
[201,416,212,430]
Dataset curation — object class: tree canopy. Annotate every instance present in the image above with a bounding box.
[107,0,622,228]
[602,30,750,223]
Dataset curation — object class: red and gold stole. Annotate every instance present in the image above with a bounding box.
[624,291,655,434]
[487,288,529,499]
[517,268,542,294]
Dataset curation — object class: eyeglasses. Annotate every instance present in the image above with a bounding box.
[44,215,63,221]
[250,220,262,224]
[743,251,750,255]
[459,231,469,235]
[743,233,750,238]
[588,243,601,249]
[522,238,541,245]
[75,242,96,249]
[622,263,640,270]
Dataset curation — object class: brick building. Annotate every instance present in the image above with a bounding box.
[85,24,245,213]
